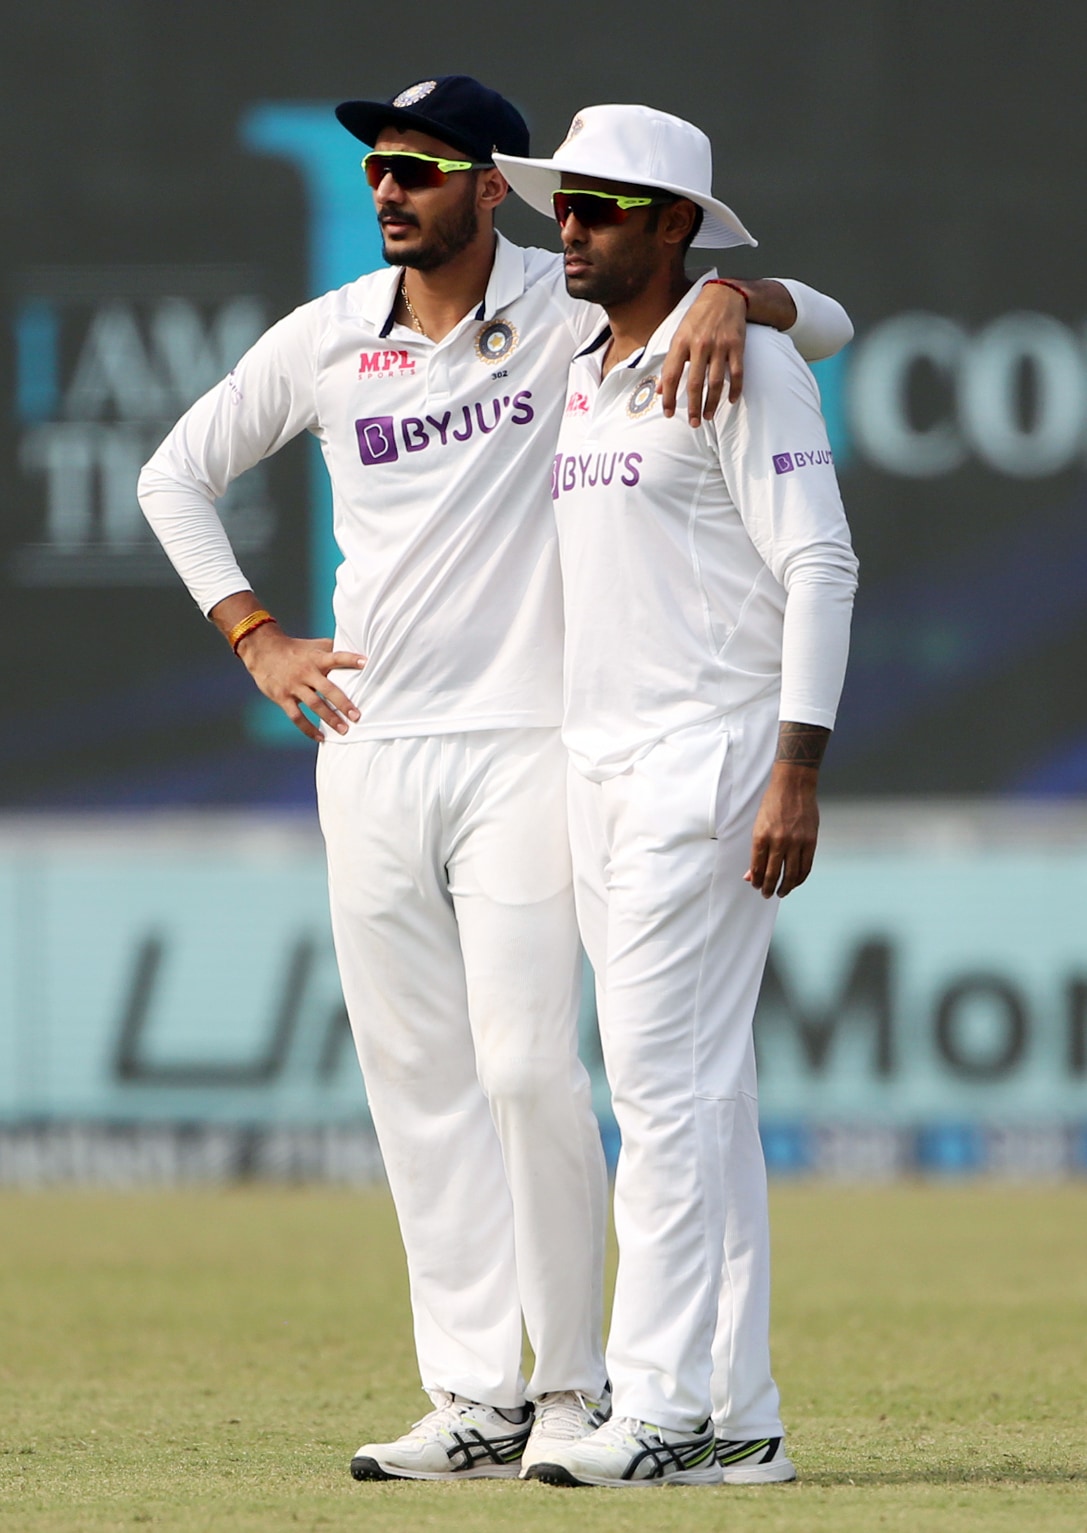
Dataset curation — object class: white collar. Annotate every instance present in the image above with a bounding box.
[574,270,719,370]
[358,232,529,336]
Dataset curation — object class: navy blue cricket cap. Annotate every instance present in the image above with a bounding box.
[335,75,530,166]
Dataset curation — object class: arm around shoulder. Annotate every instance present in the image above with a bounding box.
[772,278,854,362]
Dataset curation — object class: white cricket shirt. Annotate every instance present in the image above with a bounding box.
[553,276,858,782]
[138,235,852,741]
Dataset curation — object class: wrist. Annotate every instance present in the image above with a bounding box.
[703,277,749,311]
[227,608,277,654]
[233,617,281,664]
[774,721,830,771]
[770,757,820,782]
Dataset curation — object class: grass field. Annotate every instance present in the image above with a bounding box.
[1,1185,1085,1532]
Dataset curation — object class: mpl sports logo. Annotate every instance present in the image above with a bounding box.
[358,349,416,379]
[565,391,589,416]
[773,448,835,474]
[356,389,535,465]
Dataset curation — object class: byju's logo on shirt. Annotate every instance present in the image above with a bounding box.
[356,417,399,465]
[355,391,536,466]
[358,349,416,378]
[551,451,642,500]
[773,448,834,474]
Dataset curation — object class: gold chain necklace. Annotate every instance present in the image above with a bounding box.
[400,276,426,336]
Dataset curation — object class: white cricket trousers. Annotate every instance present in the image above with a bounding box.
[316,727,608,1410]
[566,704,785,1436]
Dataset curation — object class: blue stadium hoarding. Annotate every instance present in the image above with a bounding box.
[1,811,1084,1180]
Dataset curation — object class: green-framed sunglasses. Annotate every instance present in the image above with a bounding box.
[552,188,675,229]
[362,150,492,191]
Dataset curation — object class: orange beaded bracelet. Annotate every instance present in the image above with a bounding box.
[227,609,277,653]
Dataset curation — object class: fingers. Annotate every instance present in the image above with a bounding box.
[311,661,365,724]
[746,834,817,898]
[248,634,368,740]
[272,671,362,738]
[746,833,770,896]
[290,649,367,734]
[776,855,802,898]
[700,352,729,421]
[685,347,709,428]
[658,353,685,419]
[282,702,325,744]
[759,845,785,899]
[280,684,358,740]
[300,688,351,734]
[677,344,735,426]
[658,345,734,424]
[725,344,744,405]
[778,840,816,897]
[325,650,368,672]
[296,638,367,673]
[318,684,361,724]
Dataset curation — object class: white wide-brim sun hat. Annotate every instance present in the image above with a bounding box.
[494,103,757,250]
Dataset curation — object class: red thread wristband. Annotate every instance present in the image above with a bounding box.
[703,278,750,311]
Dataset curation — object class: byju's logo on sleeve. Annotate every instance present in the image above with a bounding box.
[355,417,399,465]
[773,449,834,474]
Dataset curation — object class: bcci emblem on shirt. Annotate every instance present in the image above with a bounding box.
[475,320,519,364]
[627,375,659,418]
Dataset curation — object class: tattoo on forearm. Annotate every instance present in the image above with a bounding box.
[775,722,831,768]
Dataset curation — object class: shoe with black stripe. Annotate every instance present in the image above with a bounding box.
[524,1415,722,1487]
[716,1435,796,1483]
[350,1393,532,1480]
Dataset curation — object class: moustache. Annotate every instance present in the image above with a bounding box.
[379,211,421,229]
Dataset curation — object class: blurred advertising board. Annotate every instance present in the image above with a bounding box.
[3,2,1087,807]
[1,806,1085,1181]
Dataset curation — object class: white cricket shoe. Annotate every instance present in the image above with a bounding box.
[519,1388,611,1475]
[523,1414,722,1487]
[716,1434,797,1483]
[350,1392,532,1480]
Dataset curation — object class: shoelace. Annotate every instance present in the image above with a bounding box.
[408,1393,474,1437]
[409,1393,528,1439]
[597,1415,698,1446]
[533,1391,600,1435]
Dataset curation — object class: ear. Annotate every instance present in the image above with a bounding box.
[478,167,509,211]
[661,197,699,248]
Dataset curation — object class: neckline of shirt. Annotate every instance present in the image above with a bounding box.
[573,271,720,376]
[362,232,530,340]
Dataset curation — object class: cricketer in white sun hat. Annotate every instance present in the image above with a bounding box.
[494,103,757,250]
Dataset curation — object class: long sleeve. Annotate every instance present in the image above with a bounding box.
[137,301,322,615]
[774,278,854,363]
[714,329,858,728]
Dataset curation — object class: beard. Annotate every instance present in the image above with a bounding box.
[563,236,660,308]
[380,181,481,271]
